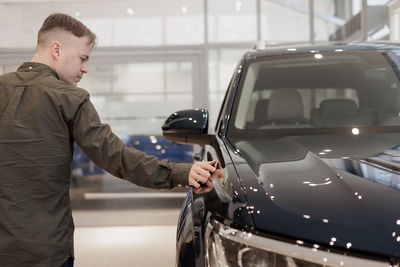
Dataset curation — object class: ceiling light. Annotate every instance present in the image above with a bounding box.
[236,1,242,12]
[126,8,135,16]
[181,6,188,13]
[314,54,323,59]
[352,128,360,135]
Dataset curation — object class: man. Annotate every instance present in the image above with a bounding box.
[0,13,216,267]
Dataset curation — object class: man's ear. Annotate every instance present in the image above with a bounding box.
[50,41,61,60]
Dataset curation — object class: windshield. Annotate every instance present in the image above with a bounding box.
[226,48,400,190]
[230,49,400,133]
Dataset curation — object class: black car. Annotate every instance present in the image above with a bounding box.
[162,42,400,267]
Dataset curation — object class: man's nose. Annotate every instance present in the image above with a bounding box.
[81,64,88,74]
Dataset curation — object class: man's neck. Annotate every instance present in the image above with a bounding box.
[31,53,56,71]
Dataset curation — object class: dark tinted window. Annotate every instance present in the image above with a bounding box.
[231,49,400,131]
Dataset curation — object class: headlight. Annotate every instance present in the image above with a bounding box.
[205,220,390,267]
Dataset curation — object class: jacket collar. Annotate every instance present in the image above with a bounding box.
[18,62,59,79]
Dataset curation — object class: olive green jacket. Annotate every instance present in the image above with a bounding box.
[0,62,191,266]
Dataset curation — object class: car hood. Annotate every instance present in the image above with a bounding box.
[231,134,400,257]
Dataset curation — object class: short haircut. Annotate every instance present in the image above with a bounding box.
[37,13,97,47]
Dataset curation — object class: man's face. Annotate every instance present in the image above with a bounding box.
[56,35,93,86]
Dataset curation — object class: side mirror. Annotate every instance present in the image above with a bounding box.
[162,109,209,142]
[162,109,225,167]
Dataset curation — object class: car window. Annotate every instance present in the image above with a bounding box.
[243,87,360,129]
[231,50,400,131]
[215,61,244,133]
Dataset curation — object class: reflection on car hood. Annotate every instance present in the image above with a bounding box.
[231,135,400,257]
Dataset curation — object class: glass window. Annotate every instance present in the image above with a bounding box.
[114,18,163,46]
[113,63,164,94]
[166,62,193,93]
[231,50,400,131]
[368,0,392,5]
[391,10,400,40]
[82,18,113,47]
[0,3,41,48]
[0,0,204,48]
[166,15,204,44]
[261,0,309,42]
[0,65,19,74]
[165,0,204,45]
[313,1,338,41]
[5,66,18,72]
[209,49,248,127]
[208,0,257,43]
[79,60,194,136]
[78,65,113,94]
[352,0,362,15]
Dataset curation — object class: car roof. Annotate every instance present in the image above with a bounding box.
[243,41,400,59]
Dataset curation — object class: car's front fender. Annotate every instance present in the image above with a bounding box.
[176,189,209,267]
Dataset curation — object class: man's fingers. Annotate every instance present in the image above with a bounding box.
[206,160,217,172]
[194,166,211,179]
[196,161,216,173]
[189,173,207,188]
[189,175,200,188]
[192,172,207,184]
[188,161,220,188]
[190,180,200,188]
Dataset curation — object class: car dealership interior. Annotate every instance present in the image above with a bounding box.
[1,0,400,266]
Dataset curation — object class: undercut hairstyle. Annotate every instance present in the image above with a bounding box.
[37,13,97,47]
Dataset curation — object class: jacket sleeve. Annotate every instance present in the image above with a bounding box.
[71,96,191,189]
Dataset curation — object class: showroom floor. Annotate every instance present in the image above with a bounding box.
[68,172,187,266]
[72,209,181,267]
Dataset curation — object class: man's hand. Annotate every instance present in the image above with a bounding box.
[193,161,225,194]
[188,160,217,188]
[210,162,224,184]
